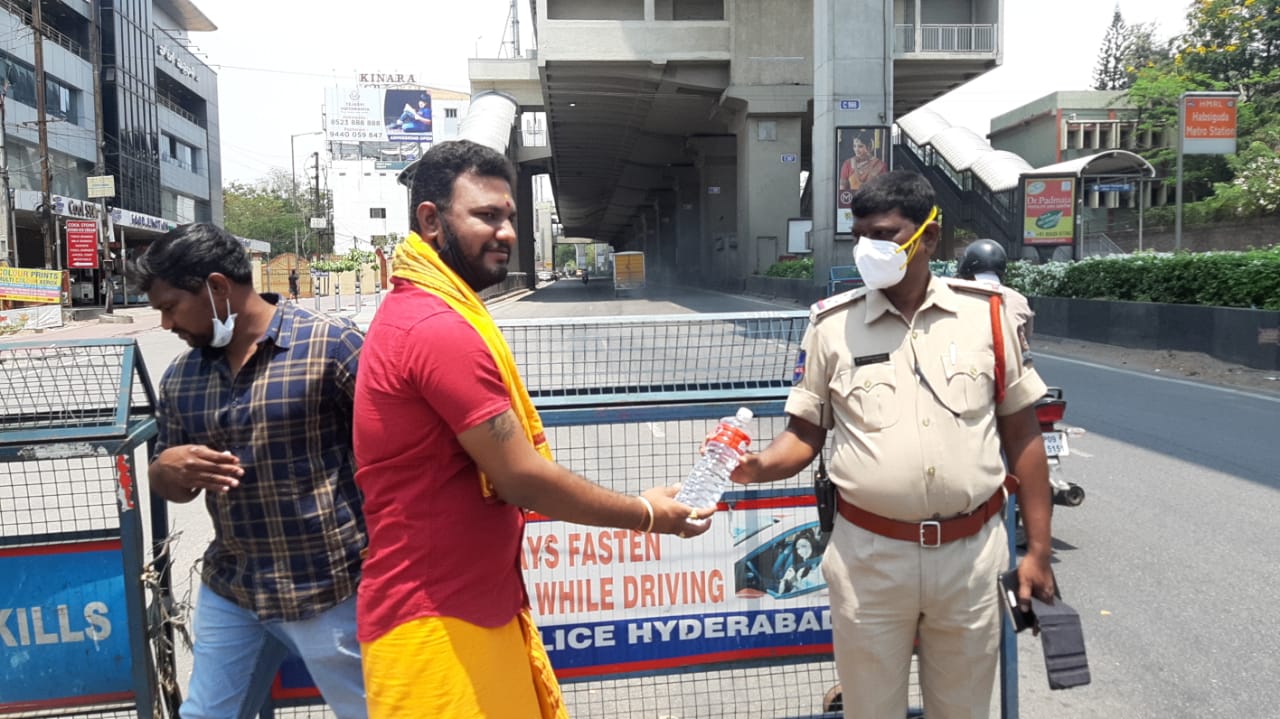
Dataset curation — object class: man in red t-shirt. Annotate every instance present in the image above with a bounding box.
[353,140,715,718]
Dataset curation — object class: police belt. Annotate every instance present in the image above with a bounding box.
[836,474,1019,547]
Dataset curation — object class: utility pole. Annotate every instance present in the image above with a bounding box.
[0,80,14,266]
[511,0,520,57]
[90,0,112,313]
[32,0,58,269]
[311,151,321,255]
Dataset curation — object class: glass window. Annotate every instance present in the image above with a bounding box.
[0,51,78,123]
[370,208,386,219]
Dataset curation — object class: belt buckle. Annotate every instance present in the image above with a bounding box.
[919,520,942,547]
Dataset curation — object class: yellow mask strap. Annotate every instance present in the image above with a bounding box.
[895,205,939,268]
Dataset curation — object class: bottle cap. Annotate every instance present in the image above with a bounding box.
[736,407,753,422]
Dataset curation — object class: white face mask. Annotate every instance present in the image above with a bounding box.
[206,282,237,348]
[853,237,910,290]
[852,206,938,290]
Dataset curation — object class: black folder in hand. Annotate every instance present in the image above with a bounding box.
[1030,596,1091,690]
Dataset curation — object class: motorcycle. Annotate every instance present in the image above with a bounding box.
[1016,387,1084,547]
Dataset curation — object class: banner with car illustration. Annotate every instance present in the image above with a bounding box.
[1022,177,1076,245]
[524,491,833,679]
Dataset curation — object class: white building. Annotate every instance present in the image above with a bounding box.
[323,85,470,255]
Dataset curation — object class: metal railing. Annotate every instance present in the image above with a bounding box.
[895,23,997,54]
[0,0,90,61]
[1081,232,1126,257]
[157,95,203,128]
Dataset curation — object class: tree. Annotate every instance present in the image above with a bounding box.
[223,181,304,256]
[1122,21,1171,87]
[1094,6,1133,90]
[1177,0,1280,110]
[1127,64,1231,202]
[222,167,329,257]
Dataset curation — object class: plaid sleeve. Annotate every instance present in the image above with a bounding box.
[329,320,363,420]
[151,362,190,461]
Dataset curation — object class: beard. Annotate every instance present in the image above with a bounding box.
[436,216,510,292]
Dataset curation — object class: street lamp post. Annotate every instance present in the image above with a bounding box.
[290,130,324,258]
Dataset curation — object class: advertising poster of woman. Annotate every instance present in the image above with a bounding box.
[835,126,890,234]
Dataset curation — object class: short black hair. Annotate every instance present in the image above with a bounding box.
[850,170,936,225]
[134,223,252,293]
[406,140,517,233]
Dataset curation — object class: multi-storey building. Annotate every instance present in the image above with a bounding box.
[2,0,222,304]
[987,90,1165,257]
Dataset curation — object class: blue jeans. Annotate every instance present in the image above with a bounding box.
[183,583,366,719]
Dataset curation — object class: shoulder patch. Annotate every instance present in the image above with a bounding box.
[809,287,868,322]
[943,276,1001,296]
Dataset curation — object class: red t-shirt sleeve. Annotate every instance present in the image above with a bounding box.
[401,311,512,435]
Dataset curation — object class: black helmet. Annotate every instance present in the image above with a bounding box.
[958,239,1008,281]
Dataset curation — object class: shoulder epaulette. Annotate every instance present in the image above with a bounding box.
[809,287,869,322]
[943,276,1002,296]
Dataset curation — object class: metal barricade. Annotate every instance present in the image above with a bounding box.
[500,311,809,404]
[260,311,1019,718]
[0,339,174,718]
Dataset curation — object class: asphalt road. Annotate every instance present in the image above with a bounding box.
[525,280,1280,717]
[1014,354,1280,718]
[47,279,1278,717]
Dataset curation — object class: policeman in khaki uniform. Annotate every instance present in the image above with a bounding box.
[732,171,1056,718]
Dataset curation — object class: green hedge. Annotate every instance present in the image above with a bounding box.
[1005,247,1280,311]
[765,257,814,279]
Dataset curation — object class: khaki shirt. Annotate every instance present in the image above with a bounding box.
[1002,287,1034,340]
[785,276,1047,522]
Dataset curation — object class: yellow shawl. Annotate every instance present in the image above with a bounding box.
[392,231,553,500]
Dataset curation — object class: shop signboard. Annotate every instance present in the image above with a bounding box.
[65,220,100,269]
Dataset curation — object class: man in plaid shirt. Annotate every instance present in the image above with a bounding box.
[138,223,366,719]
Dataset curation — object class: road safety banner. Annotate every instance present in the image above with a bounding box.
[0,542,133,709]
[526,493,832,679]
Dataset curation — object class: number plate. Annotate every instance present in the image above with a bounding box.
[1042,431,1069,457]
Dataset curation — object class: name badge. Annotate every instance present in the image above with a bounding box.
[853,352,890,367]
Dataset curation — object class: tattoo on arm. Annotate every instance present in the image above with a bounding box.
[487,413,519,443]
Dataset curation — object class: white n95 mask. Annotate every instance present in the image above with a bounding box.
[852,206,938,290]
[206,282,237,348]
[853,237,910,290]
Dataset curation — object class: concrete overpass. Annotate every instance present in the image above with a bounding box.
[471,0,1004,293]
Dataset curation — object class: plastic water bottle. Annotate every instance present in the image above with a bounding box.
[676,407,754,509]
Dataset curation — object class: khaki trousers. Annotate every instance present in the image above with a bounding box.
[821,513,1008,719]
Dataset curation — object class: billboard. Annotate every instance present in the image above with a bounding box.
[0,266,63,303]
[834,127,891,235]
[325,87,433,143]
[1182,93,1237,155]
[1022,177,1076,245]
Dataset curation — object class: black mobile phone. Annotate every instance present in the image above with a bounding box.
[999,570,1035,633]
